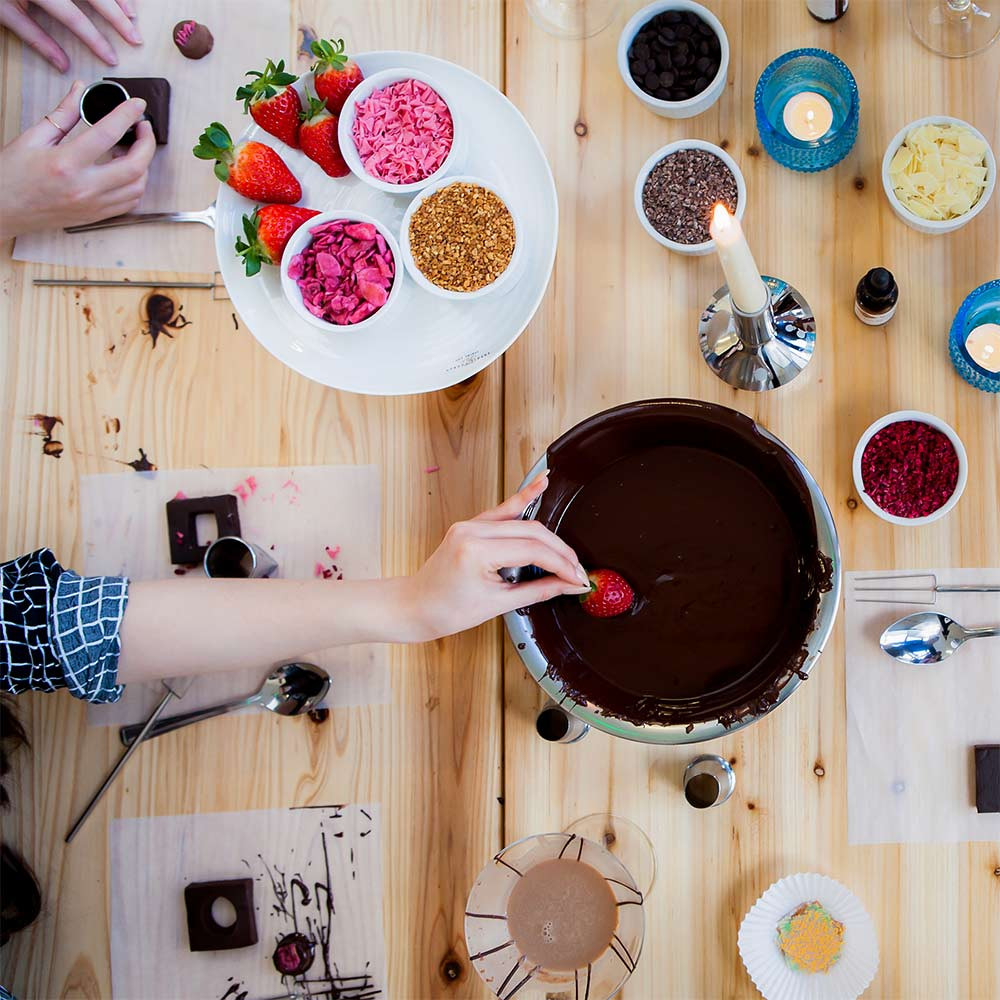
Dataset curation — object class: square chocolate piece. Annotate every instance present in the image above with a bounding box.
[974,745,1000,814]
[104,76,171,144]
[184,878,257,951]
[166,494,241,565]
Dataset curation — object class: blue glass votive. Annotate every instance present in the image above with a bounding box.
[754,48,859,173]
[949,280,1000,393]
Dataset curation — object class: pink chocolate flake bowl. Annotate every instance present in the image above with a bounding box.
[280,211,402,333]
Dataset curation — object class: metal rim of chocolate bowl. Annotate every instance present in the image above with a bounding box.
[503,399,842,745]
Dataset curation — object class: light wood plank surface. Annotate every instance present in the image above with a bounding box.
[1,3,504,998]
[2,1,999,999]
[503,2,999,999]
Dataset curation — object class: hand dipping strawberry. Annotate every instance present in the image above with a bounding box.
[580,569,634,618]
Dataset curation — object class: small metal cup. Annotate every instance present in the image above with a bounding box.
[204,537,278,579]
[683,754,736,808]
[535,701,589,744]
[79,79,138,145]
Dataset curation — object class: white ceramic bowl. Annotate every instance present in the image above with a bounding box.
[399,175,525,300]
[617,1,729,119]
[881,115,996,235]
[633,139,746,255]
[280,210,403,333]
[852,409,968,526]
[337,67,463,196]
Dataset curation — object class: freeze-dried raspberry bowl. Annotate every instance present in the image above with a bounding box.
[851,410,968,526]
[337,67,464,196]
[280,211,403,332]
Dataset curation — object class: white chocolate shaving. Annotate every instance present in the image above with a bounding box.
[888,123,989,221]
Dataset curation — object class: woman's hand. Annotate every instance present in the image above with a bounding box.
[399,472,591,642]
[0,81,155,239]
[0,0,141,72]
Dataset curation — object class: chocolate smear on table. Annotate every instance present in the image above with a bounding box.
[642,149,738,244]
[123,448,157,472]
[522,399,832,730]
[30,413,64,459]
[142,292,191,348]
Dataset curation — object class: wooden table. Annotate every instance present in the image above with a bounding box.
[1,2,997,998]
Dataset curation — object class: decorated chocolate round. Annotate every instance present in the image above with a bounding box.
[172,19,214,59]
[272,932,315,976]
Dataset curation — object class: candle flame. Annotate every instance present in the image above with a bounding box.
[711,203,732,230]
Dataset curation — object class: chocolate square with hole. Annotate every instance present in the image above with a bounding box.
[974,745,1000,813]
[166,494,240,565]
[184,878,257,951]
[104,76,171,144]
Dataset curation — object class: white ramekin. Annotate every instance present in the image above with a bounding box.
[617,1,729,119]
[633,139,746,255]
[337,68,464,196]
[881,115,996,235]
[852,410,968,526]
[280,211,403,332]
[399,175,524,301]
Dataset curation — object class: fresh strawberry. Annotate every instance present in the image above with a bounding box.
[580,569,635,618]
[194,122,302,204]
[234,205,319,277]
[236,59,302,148]
[310,38,364,114]
[298,95,349,178]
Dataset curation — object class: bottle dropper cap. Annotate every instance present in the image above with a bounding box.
[856,267,898,311]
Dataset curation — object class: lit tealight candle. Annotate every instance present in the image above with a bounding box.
[782,91,834,142]
[709,204,769,313]
[965,322,1000,374]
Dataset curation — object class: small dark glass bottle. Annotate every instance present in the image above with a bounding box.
[807,0,849,21]
[855,267,899,327]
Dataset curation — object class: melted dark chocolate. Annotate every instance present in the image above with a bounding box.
[524,399,832,729]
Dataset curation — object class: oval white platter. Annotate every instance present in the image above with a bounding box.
[215,50,559,396]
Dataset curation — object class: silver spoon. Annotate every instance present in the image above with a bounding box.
[879,612,1000,665]
[119,661,330,746]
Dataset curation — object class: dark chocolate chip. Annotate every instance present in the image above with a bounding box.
[659,70,675,87]
[644,71,660,90]
[676,23,692,37]
[694,76,709,92]
[696,56,712,72]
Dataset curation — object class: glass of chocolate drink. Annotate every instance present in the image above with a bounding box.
[465,832,644,999]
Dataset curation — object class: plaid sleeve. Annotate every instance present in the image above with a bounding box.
[1,549,127,704]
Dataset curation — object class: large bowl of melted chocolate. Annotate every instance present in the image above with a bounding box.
[505,399,839,744]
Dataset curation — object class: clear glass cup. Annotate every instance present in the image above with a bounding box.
[525,0,623,39]
[906,0,1000,57]
[466,832,645,999]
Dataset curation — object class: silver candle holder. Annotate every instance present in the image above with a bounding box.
[698,275,816,391]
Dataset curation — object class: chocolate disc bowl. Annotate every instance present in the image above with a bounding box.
[504,399,841,745]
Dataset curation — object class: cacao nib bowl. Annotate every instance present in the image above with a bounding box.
[617,1,730,119]
[852,410,968,526]
[633,139,746,255]
[503,399,841,746]
[280,210,403,333]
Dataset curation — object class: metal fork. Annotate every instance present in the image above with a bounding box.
[854,572,1000,604]
[64,202,216,233]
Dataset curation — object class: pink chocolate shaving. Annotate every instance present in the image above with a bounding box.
[351,78,454,184]
[289,220,395,326]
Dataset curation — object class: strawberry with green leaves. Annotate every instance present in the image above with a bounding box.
[298,95,349,178]
[310,38,364,114]
[234,205,319,277]
[194,122,302,204]
[236,58,302,148]
[580,569,635,618]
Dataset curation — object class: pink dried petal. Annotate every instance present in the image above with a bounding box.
[358,280,388,306]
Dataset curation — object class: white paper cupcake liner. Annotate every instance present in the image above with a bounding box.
[738,872,879,1000]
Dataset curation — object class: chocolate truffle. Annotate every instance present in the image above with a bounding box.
[272,932,315,975]
[173,19,214,60]
[104,77,171,145]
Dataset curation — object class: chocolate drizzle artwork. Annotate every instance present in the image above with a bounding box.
[141,292,191,348]
[29,413,64,458]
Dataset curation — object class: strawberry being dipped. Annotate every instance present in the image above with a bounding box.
[580,569,635,619]
[234,205,319,277]
[298,95,350,178]
[194,122,302,204]
[236,59,302,148]
[310,38,364,114]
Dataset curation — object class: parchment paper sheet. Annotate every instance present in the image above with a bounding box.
[82,464,389,727]
[845,569,1000,844]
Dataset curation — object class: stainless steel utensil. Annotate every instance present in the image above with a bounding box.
[119,661,329,747]
[879,611,1000,665]
[64,202,216,233]
[855,571,1000,605]
[65,675,194,843]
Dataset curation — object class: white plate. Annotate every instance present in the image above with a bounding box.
[216,50,558,395]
